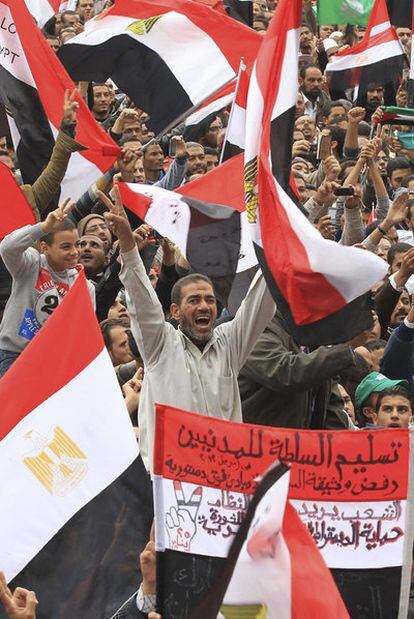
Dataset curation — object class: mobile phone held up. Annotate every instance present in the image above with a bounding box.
[168,139,177,158]
[333,187,354,197]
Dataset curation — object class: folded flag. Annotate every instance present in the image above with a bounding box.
[0,0,120,200]
[154,403,414,618]
[0,162,36,238]
[0,274,151,619]
[58,0,261,135]
[317,0,375,26]
[326,0,406,106]
[244,0,388,346]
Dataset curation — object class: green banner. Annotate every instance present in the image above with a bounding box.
[317,0,375,25]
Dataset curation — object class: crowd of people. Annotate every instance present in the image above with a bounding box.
[1,0,414,617]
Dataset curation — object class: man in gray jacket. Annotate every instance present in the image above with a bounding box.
[100,187,276,472]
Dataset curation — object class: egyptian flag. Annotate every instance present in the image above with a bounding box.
[0,162,36,238]
[386,0,412,28]
[221,60,248,162]
[0,274,154,619]
[244,0,388,346]
[58,0,261,135]
[194,0,253,26]
[190,465,349,619]
[117,162,256,308]
[0,0,119,200]
[326,0,406,106]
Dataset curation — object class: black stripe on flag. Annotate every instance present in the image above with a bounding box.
[386,0,412,28]
[255,243,374,349]
[58,36,193,135]
[181,196,241,307]
[0,66,54,185]
[0,456,153,619]
[223,0,253,26]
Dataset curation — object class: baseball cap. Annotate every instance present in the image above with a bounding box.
[355,372,409,411]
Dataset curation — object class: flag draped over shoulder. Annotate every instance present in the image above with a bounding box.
[317,0,375,26]
[326,0,406,106]
[0,162,36,238]
[154,404,414,618]
[0,274,153,619]
[0,0,120,199]
[244,0,388,346]
[58,0,261,135]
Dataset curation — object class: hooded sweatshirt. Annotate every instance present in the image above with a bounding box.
[0,223,95,353]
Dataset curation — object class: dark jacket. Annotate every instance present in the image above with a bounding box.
[111,593,147,619]
[239,313,363,429]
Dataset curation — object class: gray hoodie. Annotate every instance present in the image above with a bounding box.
[0,223,95,353]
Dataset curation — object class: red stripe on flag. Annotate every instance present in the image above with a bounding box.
[284,501,350,618]
[117,183,152,219]
[0,164,36,238]
[0,273,104,440]
[6,0,120,170]
[178,153,245,212]
[107,0,261,74]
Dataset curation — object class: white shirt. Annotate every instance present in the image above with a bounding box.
[302,92,318,122]
[119,247,276,471]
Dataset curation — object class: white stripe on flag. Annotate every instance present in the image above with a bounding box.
[185,93,234,127]
[25,0,54,27]
[272,27,300,120]
[370,21,391,36]
[328,39,404,73]
[0,348,138,582]
[0,3,36,87]
[226,102,246,149]
[69,13,235,104]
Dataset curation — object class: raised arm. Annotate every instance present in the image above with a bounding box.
[99,188,169,366]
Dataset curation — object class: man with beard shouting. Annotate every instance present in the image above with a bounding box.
[99,187,275,472]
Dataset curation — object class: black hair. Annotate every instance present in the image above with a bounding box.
[40,218,76,246]
[387,156,412,178]
[375,386,413,412]
[299,63,320,80]
[365,339,387,352]
[171,274,215,306]
[100,318,130,350]
[204,146,219,157]
[387,242,413,266]
[357,121,371,137]
[326,124,346,158]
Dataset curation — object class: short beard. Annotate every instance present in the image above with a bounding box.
[180,317,213,345]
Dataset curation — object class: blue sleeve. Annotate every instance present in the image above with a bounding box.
[381,324,414,392]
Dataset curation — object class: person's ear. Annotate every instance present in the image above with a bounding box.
[170,303,180,321]
[370,411,378,425]
[362,406,375,421]
[39,240,48,255]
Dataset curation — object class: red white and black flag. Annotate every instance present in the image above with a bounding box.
[0,274,154,619]
[117,158,258,310]
[0,0,119,199]
[244,0,388,346]
[0,163,36,239]
[220,60,248,162]
[326,0,406,106]
[58,0,261,135]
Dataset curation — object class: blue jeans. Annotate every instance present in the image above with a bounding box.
[0,349,19,378]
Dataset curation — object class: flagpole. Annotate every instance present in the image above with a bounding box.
[152,75,237,143]
[219,57,245,164]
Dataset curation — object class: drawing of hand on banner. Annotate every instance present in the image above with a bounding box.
[165,481,203,552]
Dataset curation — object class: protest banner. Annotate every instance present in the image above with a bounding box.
[154,404,414,618]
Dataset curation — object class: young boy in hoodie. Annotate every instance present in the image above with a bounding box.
[0,200,95,376]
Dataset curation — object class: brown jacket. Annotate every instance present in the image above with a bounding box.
[239,313,364,430]
[21,129,84,217]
